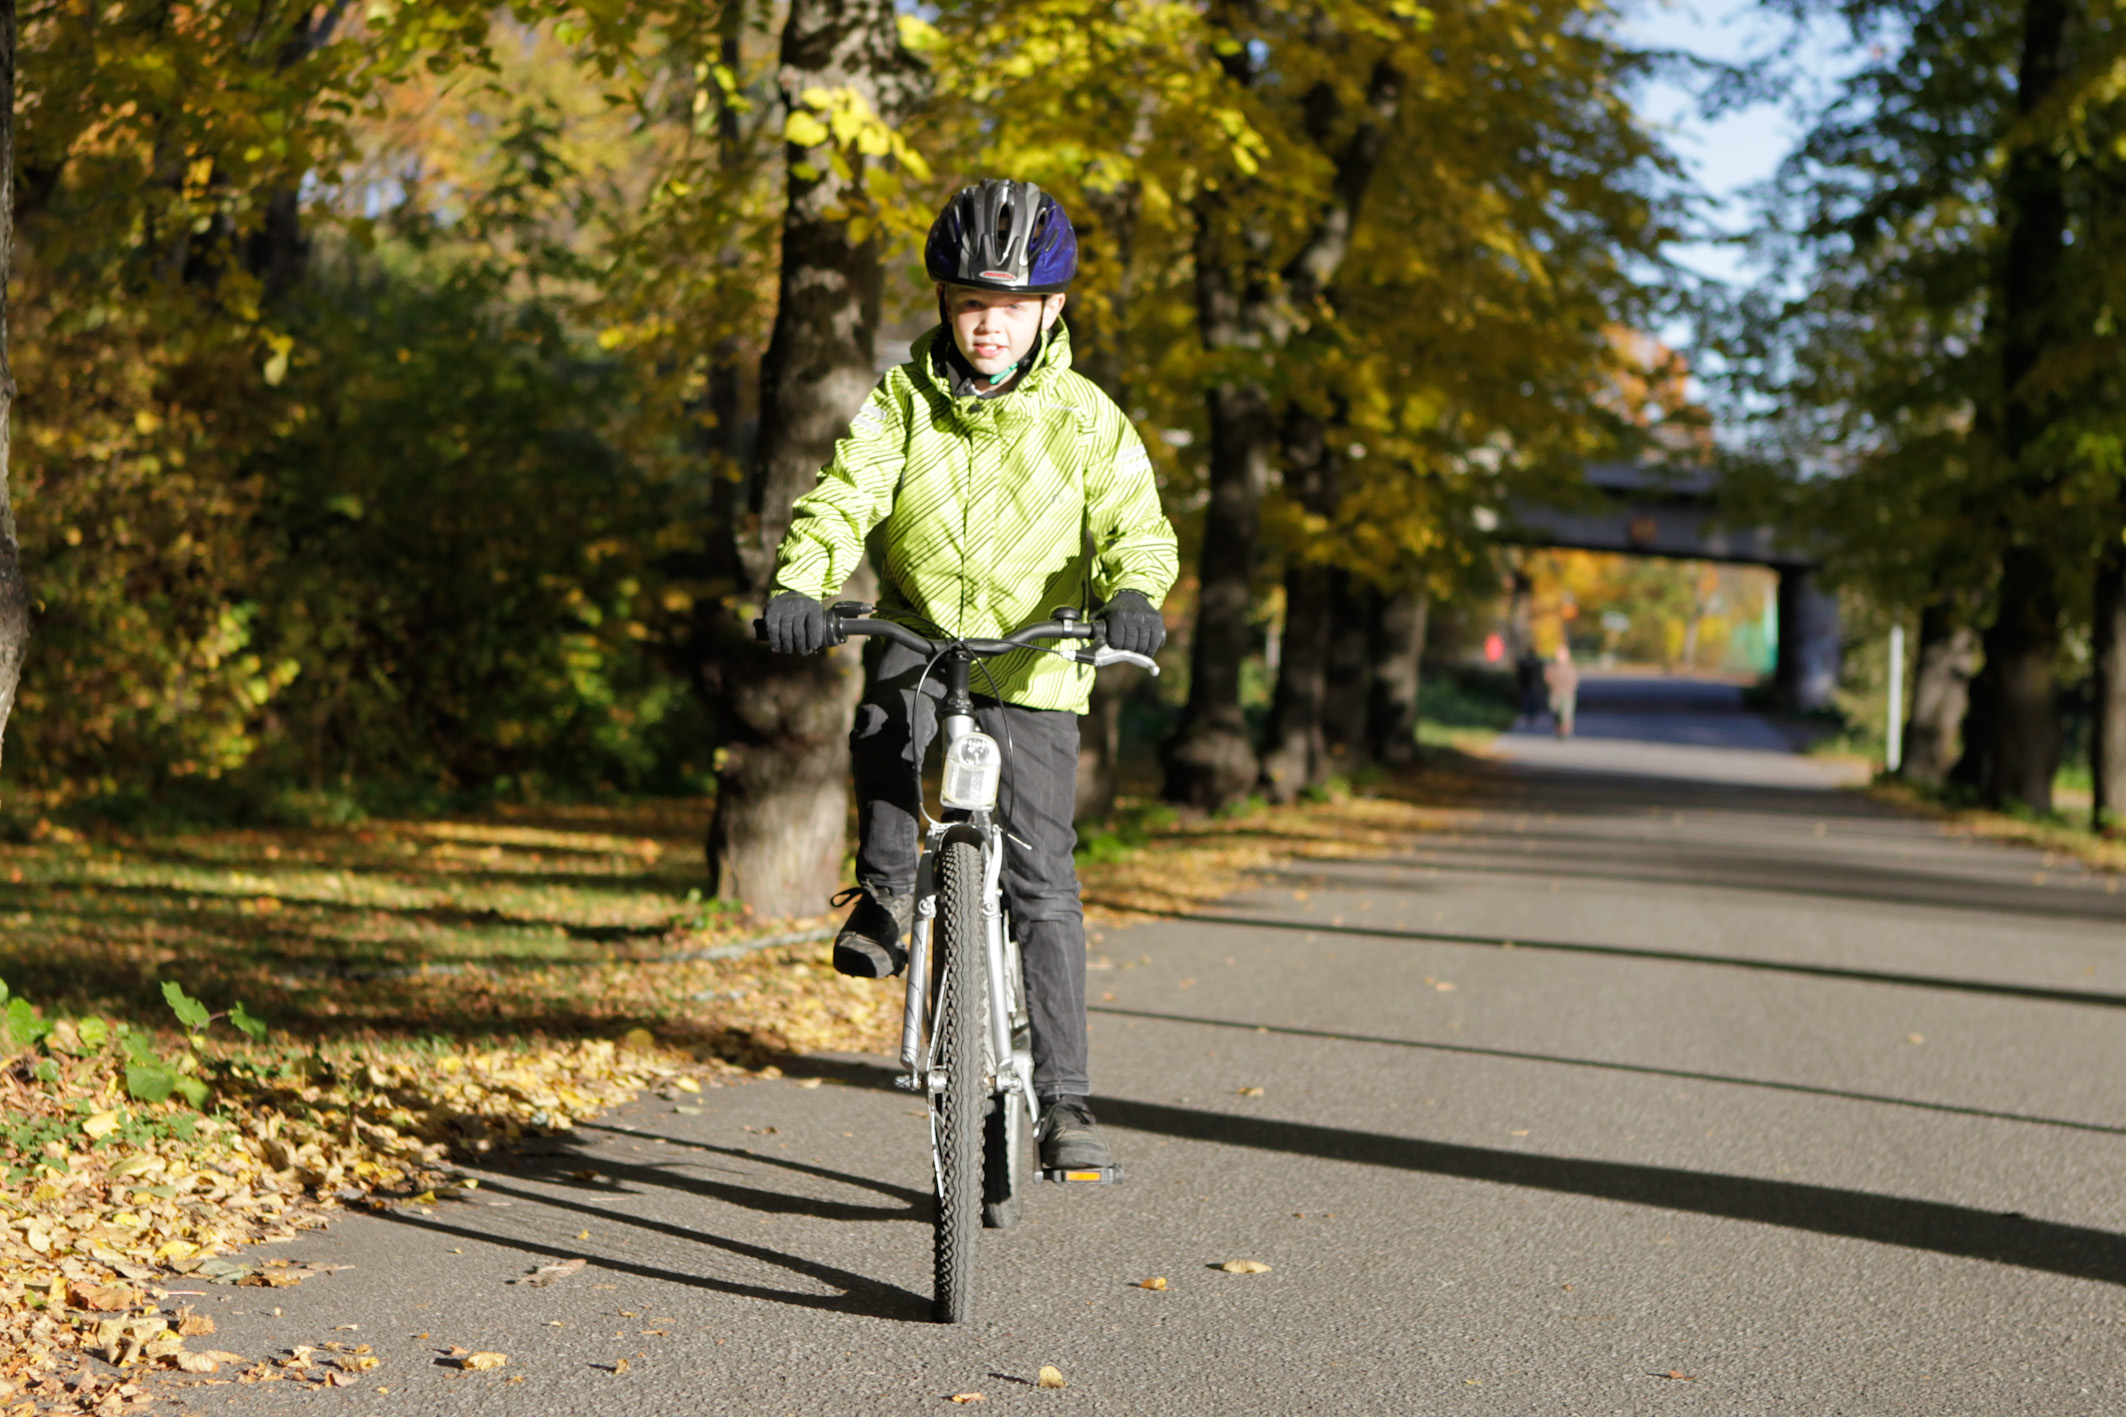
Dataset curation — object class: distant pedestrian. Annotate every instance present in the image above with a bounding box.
[1515,647,1545,728]
[1544,645,1579,738]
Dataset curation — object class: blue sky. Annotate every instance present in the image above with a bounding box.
[1617,0,1857,287]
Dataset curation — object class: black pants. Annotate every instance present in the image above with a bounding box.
[851,641,1089,1100]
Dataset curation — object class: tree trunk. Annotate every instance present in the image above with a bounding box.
[1899,596,1977,787]
[1958,0,2073,811]
[1957,546,2061,811]
[1159,225,1272,807]
[2092,535,2126,832]
[1321,572,1372,771]
[0,0,23,769]
[1258,562,1331,802]
[1258,405,1335,802]
[1069,177,1143,825]
[704,0,923,918]
[1074,664,1143,825]
[1160,47,1402,810]
[1367,587,1428,765]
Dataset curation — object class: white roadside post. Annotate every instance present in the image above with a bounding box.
[1885,622,1905,774]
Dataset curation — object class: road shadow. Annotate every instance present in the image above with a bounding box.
[794,1058,2124,1287]
[1089,1096,2126,1287]
[1088,1004,2126,1137]
[1090,907,2126,1011]
[371,1181,931,1321]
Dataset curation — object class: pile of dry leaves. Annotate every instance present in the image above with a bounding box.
[0,1011,742,1412]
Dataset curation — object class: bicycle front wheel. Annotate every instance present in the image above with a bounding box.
[930,838,987,1324]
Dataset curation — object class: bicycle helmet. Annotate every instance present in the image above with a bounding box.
[924,180,1078,294]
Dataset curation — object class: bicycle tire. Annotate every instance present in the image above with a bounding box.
[931,839,986,1323]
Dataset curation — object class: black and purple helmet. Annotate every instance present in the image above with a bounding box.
[924,180,1078,295]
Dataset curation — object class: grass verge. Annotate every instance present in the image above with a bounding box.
[1868,779,2126,876]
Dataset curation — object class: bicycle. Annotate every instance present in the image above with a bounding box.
[756,600,1156,1323]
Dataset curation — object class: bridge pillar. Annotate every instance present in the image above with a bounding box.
[1775,567,1841,713]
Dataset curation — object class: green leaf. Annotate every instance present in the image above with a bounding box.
[162,981,212,1031]
[76,1016,109,1051]
[229,1003,268,1043]
[125,1062,179,1104]
[4,997,50,1052]
[32,1058,59,1084]
[171,1076,210,1109]
[122,1032,160,1065]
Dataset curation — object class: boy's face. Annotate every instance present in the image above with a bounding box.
[940,284,1066,379]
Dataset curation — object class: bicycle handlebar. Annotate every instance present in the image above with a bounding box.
[751,602,1160,675]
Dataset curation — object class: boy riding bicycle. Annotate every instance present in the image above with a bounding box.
[761,180,1179,1176]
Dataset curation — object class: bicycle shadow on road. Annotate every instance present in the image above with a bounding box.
[367,1179,933,1321]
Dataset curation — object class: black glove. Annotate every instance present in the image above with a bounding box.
[1099,590,1165,657]
[763,592,828,654]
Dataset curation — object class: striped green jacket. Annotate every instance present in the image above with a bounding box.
[772,323,1179,713]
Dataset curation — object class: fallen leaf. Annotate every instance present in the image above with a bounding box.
[82,1111,123,1140]
[1137,1277,1167,1290]
[516,1258,588,1287]
[460,1352,507,1371]
[576,1230,591,1241]
[1236,1086,1264,1097]
[1219,1260,1271,1274]
[613,1358,631,1375]
[949,1395,986,1405]
[673,1077,701,1093]
[794,1078,823,1089]
[325,1370,358,1387]
[1037,1366,1066,1389]
[623,1027,656,1051]
[1662,1371,1693,1381]
[171,1353,221,1375]
[70,1282,142,1312]
[569,1170,601,1182]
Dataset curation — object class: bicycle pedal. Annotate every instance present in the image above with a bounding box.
[1040,1164,1125,1186]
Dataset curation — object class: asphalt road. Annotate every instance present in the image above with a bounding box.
[184,676,2126,1414]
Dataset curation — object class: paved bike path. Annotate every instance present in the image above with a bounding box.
[188,679,2126,1414]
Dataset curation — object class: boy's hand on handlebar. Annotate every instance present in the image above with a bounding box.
[1099,590,1165,657]
[763,592,829,654]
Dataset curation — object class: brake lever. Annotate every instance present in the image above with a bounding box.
[1075,645,1160,675]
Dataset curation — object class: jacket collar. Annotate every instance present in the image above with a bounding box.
[913,320,1074,408]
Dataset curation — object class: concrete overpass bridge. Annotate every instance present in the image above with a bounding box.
[1504,462,1839,711]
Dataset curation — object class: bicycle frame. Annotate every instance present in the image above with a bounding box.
[895,651,1038,1139]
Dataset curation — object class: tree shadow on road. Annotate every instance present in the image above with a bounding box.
[1089,1003,2126,1137]
[1091,907,2126,1011]
[1094,1096,2126,1287]
[805,1058,2126,1288]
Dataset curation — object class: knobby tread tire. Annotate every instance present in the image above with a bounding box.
[931,839,986,1323]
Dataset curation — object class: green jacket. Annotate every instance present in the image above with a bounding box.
[773,323,1178,713]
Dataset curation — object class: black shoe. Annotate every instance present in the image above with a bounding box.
[830,887,911,978]
[1038,1097,1112,1170]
